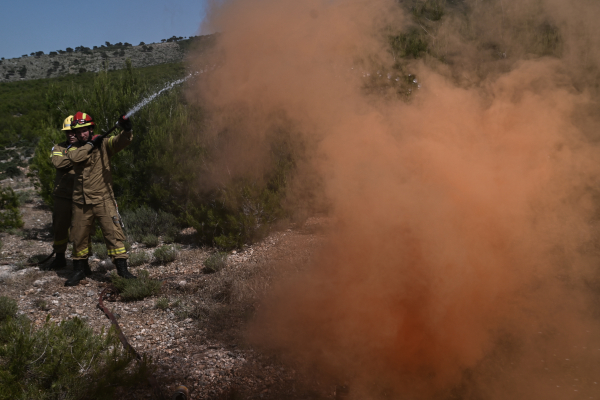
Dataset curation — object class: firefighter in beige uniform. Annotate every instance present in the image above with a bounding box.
[64,111,136,286]
[44,115,83,271]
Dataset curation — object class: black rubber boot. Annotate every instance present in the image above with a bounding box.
[83,259,92,276]
[42,253,66,271]
[65,259,86,286]
[115,258,136,279]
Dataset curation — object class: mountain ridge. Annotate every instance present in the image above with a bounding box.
[0,35,213,83]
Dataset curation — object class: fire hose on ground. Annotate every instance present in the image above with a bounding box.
[98,286,190,399]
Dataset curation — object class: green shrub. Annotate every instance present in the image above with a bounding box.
[154,297,169,310]
[6,227,25,238]
[122,206,179,243]
[28,127,66,206]
[141,234,159,247]
[4,165,22,178]
[33,298,49,311]
[155,298,180,311]
[153,245,178,264]
[0,187,23,231]
[129,251,150,267]
[0,296,17,321]
[0,315,152,399]
[111,270,162,301]
[15,189,34,204]
[389,28,428,59]
[27,253,48,264]
[203,252,228,273]
[92,225,104,243]
[92,242,108,260]
[14,260,28,270]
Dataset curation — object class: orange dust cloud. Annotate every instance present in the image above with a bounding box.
[189,0,600,398]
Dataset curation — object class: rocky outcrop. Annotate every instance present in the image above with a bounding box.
[0,41,188,83]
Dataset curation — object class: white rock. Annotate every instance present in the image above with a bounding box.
[0,265,16,274]
[32,280,45,287]
[99,260,114,269]
[17,267,36,275]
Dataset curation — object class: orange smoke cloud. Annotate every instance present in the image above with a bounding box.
[190,0,600,398]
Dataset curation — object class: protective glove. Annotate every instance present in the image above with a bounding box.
[118,114,133,131]
[89,134,104,149]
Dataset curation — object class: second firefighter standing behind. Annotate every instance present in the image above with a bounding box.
[64,111,136,286]
[45,115,80,270]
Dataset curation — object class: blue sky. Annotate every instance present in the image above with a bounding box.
[0,0,209,60]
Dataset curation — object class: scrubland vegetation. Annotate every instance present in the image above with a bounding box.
[24,58,294,250]
[0,296,152,399]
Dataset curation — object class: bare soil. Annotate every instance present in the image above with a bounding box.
[0,189,338,400]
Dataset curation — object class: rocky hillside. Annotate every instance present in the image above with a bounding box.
[0,36,213,83]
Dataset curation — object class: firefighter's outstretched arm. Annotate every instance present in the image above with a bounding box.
[105,115,133,156]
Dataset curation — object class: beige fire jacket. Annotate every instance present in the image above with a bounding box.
[51,141,79,199]
[66,130,133,205]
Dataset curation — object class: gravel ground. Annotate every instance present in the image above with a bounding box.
[0,189,338,399]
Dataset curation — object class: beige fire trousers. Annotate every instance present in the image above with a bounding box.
[70,199,128,261]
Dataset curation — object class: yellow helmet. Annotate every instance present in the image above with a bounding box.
[61,115,74,131]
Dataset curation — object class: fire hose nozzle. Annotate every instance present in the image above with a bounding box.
[100,115,130,138]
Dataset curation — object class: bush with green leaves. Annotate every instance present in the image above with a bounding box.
[141,234,159,247]
[122,206,178,244]
[153,245,178,264]
[33,298,49,311]
[92,225,104,243]
[129,251,150,267]
[4,164,23,178]
[203,252,228,273]
[0,314,151,399]
[0,187,23,231]
[0,296,17,321]
[154,297,170,310]
[15,189,34,204]
[111,269,161,301]
[28,253,49,264]
[92,242,108,260]
[28,126,66,206]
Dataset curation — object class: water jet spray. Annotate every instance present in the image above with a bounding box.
[99,73,195,138]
